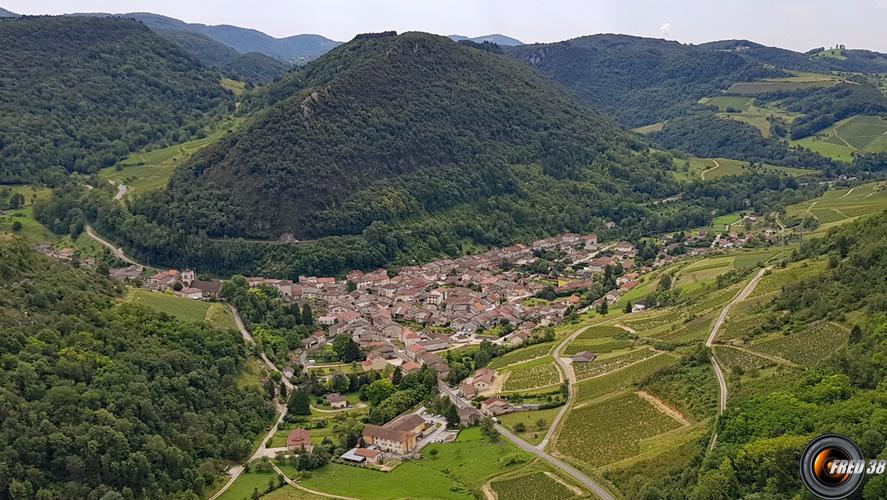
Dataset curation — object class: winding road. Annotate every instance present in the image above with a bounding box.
[84,224,145,267]
[705,266,770,450]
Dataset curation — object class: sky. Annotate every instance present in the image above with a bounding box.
[5,0,887,52]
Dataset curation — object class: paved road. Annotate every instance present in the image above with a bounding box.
[705,267,770,450]
[438,377,615,500]
[538,324,589,449]
[270,462,360,500]
[84,224,146,267]
[496,424,615,500]
[108,180,127,201]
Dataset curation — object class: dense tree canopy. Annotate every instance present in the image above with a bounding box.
[0,235,274,498]
[0,16,231,183]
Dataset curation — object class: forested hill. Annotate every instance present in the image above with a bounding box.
[504,34,776,127]
[700,39,887,74]
[0,16,231,184]
[141,31,679,240]
[0,235,274,498]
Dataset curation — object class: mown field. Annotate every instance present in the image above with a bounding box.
[297,427,530,499]
[124,288,237,329]
[725,72,840,94]
[786,182,887,238]
[99,118,243,199]
[792,115,887,162]
[497,407,562,446]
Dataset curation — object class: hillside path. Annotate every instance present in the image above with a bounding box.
[706,267,770,450]
[84,224,145,267]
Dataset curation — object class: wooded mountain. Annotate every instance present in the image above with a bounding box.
[0,234,274,498]
[700,39,887,74]
[0,7,17,17]
[505,34,776,127]
[140,31,679,241]
[120,12,341,65]
[152,27,290,83]
[448,34,524,46]
[0,16,231,184]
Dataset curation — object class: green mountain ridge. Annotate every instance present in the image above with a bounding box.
[0,15,232,183]
[140,31,678,241]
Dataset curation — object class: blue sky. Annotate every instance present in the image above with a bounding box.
[5,0,887,51]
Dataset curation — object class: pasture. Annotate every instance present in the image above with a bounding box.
[99,118,242,198]
[298,427,530,499]
[123,288,236,329]
[216,469,279,500]
[786,182,887,238]
[792,115,887,162]
[497,407,562,445]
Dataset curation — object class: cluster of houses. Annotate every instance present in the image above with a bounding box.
[34,243,95,268]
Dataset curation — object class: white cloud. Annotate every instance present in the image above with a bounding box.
[660,22,672,37]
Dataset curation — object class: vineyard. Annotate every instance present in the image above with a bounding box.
[653,314,714,344]
[575,353,679,403]
[564,337,634,355]
[574,349,659,380]
[639,359,718,421]
[749,261,826,298]
[576,325,627,339]
[713,345,775,372]
[488,342,554,369]
[558,392,683,467]
[502,358,561,391]
[749,322,848,366]
[490,472,578,500]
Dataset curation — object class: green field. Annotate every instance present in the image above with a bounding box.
[217,470,280,500]
[497,407,562,445]
[558,392,683,468]
[632,121,665,134]
[99,119,242,198]
[726,73,840,95]
[786,182,887,238]
[298,427,530,499]
[124,288,236,329]
[792,115,887,162]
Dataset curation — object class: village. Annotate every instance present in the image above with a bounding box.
[34,216,785,471]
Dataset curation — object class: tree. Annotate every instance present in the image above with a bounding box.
[331,335,362,363]
[514,422,526,433]
[850,324,863,343]
[9,192,24,209]
[480,417,499,442]
[301,303,313,325]
[11,220,22,231]
[658,273,673,291]
[364,379,396,405]
[596,301,608,315]
[288,389,311,416]
[624,301,633,313]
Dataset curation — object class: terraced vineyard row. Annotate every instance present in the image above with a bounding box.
[713,345,775,372]
[489,342,555,369]
[575,353,679,403]
[490,472,578,500]
[574,349,659,380]
[502,360,561,391]
[749,322,848,366]
[558,392,683,467]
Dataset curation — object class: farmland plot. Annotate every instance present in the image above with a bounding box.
[491,472,578,500]
[558,392,683,467]
[713,345,775,373]
[749,322,848,366]
[502,359,561,391]
[749,262,826,298]
[565,337,633,355]
[489,342,554,369]
[574,349,658,380]
[575,353,679,403]
[576,325,626,340]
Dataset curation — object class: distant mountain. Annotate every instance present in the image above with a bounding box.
[0,16,230,183]
[153,28,289,83]
[134,32,681,249]
[505,34,774,127]
[0,7,18,17]
[700,39,887,74]
[119,12,341,64]
[449,34,523,46]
